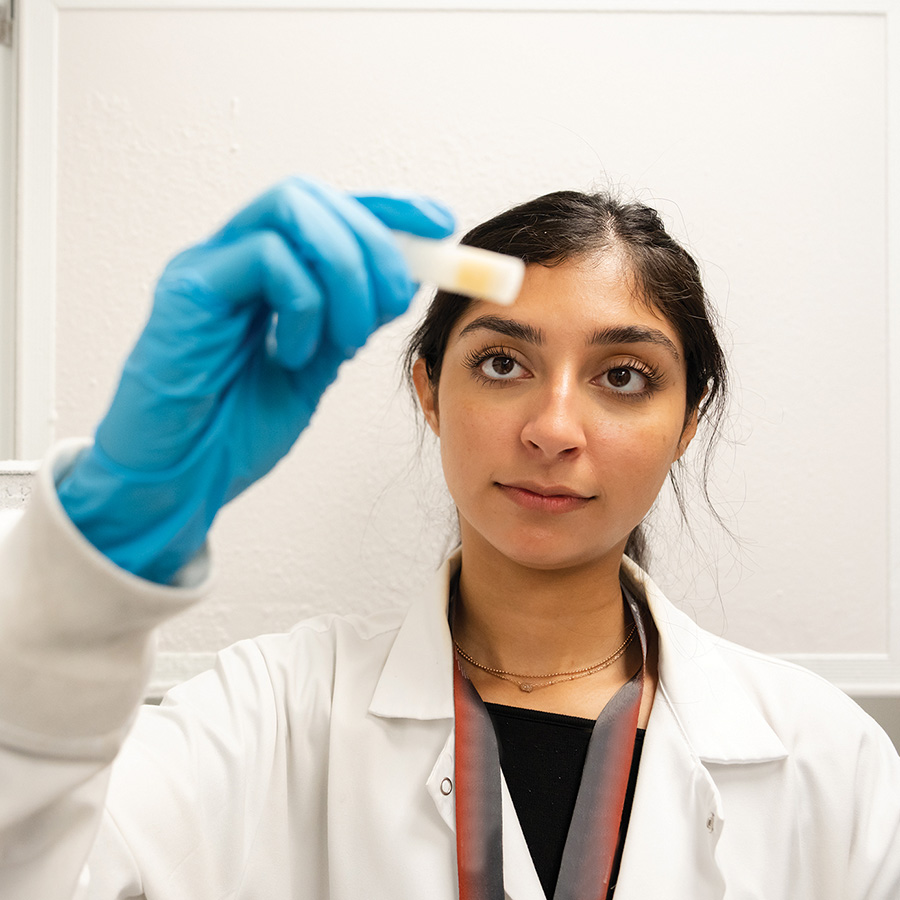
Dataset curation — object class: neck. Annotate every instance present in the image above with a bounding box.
[451,540,631,679]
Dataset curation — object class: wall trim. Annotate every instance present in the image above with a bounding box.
[0,27,15,458]
[44,1,900,13]
[17,0,57,459]
[0,460,36,475]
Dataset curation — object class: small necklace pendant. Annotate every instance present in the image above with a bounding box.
[519,683,534,692]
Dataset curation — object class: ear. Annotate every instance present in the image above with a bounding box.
[673,409,697,461]
[675,405,700,461]
[412,358,440,436]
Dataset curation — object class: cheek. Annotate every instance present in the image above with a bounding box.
[587,414,683,490]
[439,399,511,470]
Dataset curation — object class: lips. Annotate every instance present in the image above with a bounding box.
[504,481,592,499]
[497,481,594,513]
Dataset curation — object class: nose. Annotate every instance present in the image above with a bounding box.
[519,374,588,460]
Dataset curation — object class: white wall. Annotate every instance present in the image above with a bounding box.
[5,4,900,742]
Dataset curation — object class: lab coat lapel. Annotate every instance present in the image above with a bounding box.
[425,734,547,900]
[623,558,788,764]
[425,726,457,833]
[612,693,727,900]
[613,560,788,899]
[369,554,459,836]
[500,773,546,900]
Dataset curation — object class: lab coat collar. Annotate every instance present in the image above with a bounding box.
[622,557,788,765]
[367,552,459,721]
[370,552,787,765]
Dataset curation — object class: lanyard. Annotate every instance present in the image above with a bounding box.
[453,590,647,900]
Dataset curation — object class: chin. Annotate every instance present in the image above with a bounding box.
[489,533,622,574]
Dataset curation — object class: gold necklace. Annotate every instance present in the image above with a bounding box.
[452,624,637,693]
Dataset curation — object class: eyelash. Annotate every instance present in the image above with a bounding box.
[597,357,666,399]
[463,345,528,384]
[463,346,666,399]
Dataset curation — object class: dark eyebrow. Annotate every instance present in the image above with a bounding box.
[589,325,681,361]
[457,315,544,345]
[457,316,680,361]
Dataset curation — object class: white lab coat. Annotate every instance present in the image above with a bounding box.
[0,444,898,900]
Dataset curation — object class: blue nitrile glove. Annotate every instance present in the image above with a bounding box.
[57,176,455,584]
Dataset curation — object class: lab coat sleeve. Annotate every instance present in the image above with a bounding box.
[0,442,210,900]
[847,716,900,899]
[84,634,300,900]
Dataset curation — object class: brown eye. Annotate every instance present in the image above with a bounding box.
[479,354,526,380]
[599,366,650,394]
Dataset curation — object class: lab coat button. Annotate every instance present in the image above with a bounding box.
[440,778,453,795]
[706,813,716,833]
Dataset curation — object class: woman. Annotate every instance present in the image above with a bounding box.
[405,191,721,898]
[0,179,897,900]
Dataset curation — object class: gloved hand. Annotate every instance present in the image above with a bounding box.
[57,176,455,584]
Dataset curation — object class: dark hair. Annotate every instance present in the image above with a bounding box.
[404,190,729,571]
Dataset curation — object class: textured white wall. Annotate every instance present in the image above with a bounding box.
[51,7,891,664]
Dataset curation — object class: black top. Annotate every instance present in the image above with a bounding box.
[485,702,645,900]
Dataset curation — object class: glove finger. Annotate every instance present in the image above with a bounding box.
[223,229,328,371]
[270,304,324,371]
[353,193,456,239]
[159,230,327,378]
[214,178,379,353]
[297,178,423,326]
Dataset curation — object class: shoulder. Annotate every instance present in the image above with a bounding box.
[179,604,410,711]
[712,634,862,714]
[629,559,898,776]
[712,635,892,755]
[666,611,899,798]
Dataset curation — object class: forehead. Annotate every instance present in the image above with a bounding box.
[451,253,684,356]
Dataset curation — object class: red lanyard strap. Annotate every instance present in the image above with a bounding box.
[453,590,647,900]
[454,662,505,900]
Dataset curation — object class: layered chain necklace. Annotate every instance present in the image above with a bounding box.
[453,623,637,693]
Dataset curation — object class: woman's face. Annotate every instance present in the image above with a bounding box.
[413,252,697,575]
